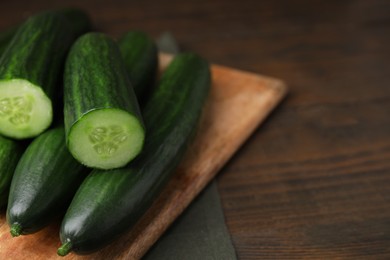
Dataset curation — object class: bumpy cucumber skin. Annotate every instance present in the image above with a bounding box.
[64,32,143,139]
[0,27,17,55]
[58,8,92,36]
[0,135,24,208]
[0,8,91,56]
[64,32,145,169]
[6,127,87,235]
[118,31,158,103]
[0,12,75,101]
[0,7,91,211]
[59,53,211,254]
[0,10,92,138]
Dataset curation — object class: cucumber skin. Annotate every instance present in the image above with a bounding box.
[6,27,156,235]
[58,8,92,36]
[64,32,144,142]
[118,31,158,103]
[0,12,75,101]
[59,53,211,254]
[6,127,87,234]
[0,8,91,206]
[0,135,24,208]
[0,8,91,56]
[0,27,17,55]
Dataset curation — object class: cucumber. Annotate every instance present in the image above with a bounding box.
[0,10,90,139]
[0,6,90,209]
[0,135,24,208]
[58,8,93,36]
[6,127,87,236]
[118,31,158,103]
[0,8,91,55]
[64,32,145,170]
[6,29,156,237]
[58,53,211,256]
[0,27,17,55]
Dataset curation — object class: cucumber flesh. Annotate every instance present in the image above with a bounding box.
[64,33,145,169]
[0,79,52,139]
[68,108,144,169]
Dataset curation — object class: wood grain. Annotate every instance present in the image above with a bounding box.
[0,54,287,259]
[1,0,389,258]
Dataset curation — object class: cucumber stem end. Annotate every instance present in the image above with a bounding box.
[57,241,72,256]
[10,223,22,237]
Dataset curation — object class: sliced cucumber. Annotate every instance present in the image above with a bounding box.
[67,108,144,170]
[58,53,211,255]
[64,33,145,169]
[0,79,52,139]
[0,10,91,139]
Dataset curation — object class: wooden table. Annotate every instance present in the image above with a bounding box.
[1,0,389,258]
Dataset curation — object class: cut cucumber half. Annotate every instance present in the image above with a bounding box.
[0,11,91,140]
[64,33,145,169]
[0,79,52,139]
[67,109,145,170]
[58,52,211,255]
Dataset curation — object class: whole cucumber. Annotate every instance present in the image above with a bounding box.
[118,31,158,103]
[0,135,24,208]
[7,127,87,236]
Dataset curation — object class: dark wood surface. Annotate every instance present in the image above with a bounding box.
[1,0,389,259]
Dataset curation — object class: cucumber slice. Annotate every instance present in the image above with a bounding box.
[68,109,144,170]
[0,79,52,139]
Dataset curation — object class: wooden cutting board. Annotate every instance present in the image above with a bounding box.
[0,54,287,259]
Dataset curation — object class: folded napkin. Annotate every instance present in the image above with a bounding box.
[144,181,237,260]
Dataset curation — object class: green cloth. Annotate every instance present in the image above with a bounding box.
[144,181,237,260]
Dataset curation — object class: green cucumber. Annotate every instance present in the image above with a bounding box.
[6,29,157,237]
[0,28,25,207]
[58,8,93,36]
[118,31,158,103]
[6,127,87,236]
[0,26,17,55]
[0,8,91,55]
[64,32,145,170]
[0,10,90,139]
[58,53,211,256]
[0,135,24,208]
[0,7,90,205]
